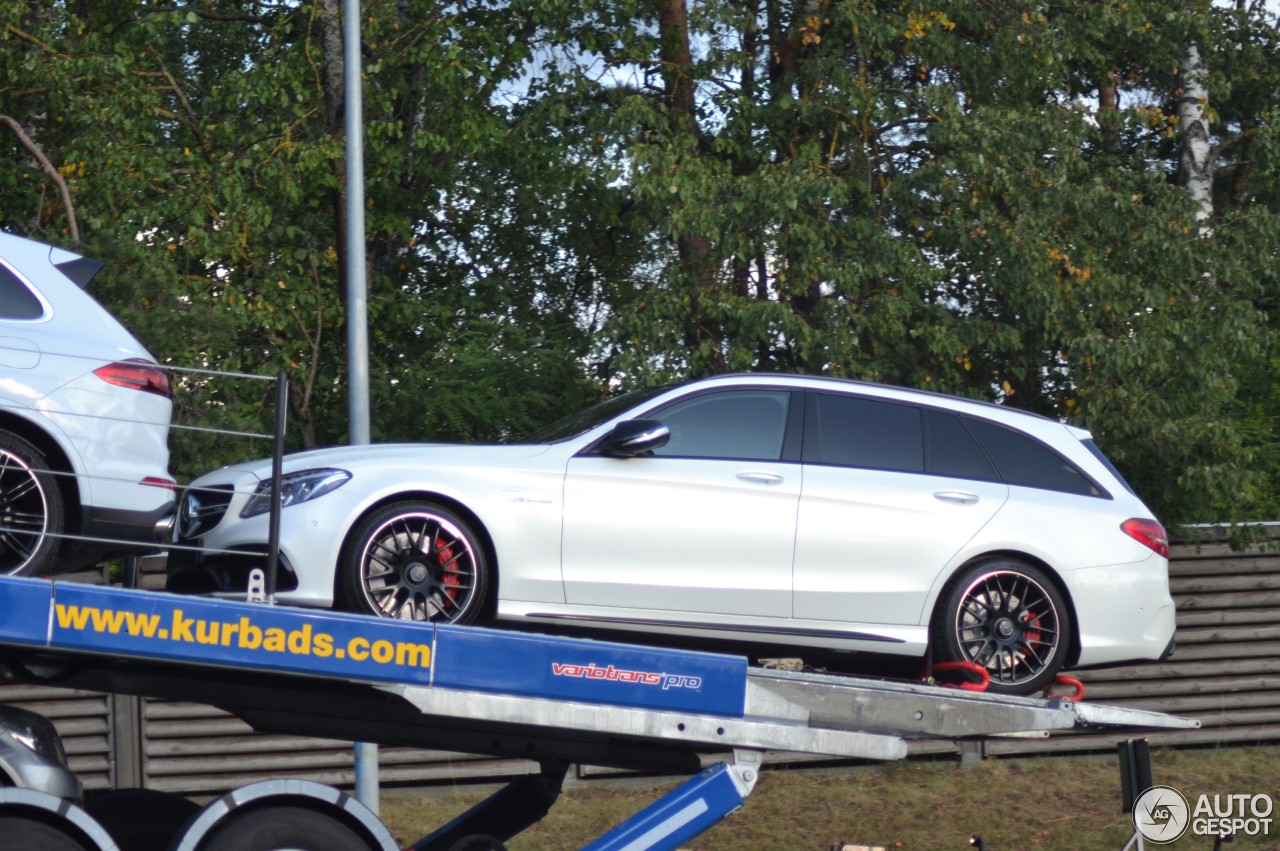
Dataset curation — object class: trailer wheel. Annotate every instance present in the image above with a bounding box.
[85,788,199,851]
[0,814,97,851]
[199,805,376,851]
[338,501,489,624]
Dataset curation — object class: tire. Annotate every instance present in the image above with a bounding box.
[932,559,1072,696]
[0,814,93,851]
[198,805,373,851]
[84,788,199,851]
[338,501,489,624]
[0,430,65,577]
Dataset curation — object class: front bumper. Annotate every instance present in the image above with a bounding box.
[166,544,298,594]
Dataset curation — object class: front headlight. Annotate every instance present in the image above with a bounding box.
[0,705,68,765]
[240,468,352,519]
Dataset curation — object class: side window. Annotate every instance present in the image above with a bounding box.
[924,410,998,480]
[811,394,924,472]
[649,390,790,461]
[0,264,44,320]
[965,418,1103,496]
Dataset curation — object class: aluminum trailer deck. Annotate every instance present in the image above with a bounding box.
[0,575,1197,851]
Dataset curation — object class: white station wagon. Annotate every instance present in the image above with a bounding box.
[169,374,1175,694]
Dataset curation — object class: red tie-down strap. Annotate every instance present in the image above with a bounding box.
[1042,674,1086,701]
[921,660,991,691]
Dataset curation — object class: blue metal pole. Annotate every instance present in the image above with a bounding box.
[580,764,749,851]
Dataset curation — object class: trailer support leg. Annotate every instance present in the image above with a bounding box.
[409,760,568,851]
[580,750,763,851]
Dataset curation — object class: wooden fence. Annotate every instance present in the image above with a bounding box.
[1,537,1276,792]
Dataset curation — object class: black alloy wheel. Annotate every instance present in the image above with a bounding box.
[0,430,64,576]
[933,559,1072,695]
[339,501,488,624]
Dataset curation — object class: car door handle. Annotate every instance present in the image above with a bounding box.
[736,471,784,486]
[934,491,979,505]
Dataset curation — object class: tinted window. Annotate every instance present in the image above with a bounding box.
[650,390,789,460]
[924,410,998,480]
[812,394,923,472]
[0,264,44,320]
[965,418,1103,496]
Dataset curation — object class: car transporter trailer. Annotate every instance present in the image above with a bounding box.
[0,573,1196,851]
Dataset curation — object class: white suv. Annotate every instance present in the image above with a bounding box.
[0,231,174,576]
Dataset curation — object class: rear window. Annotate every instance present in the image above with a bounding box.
[804,392,1107,497]
[965,419,1105,497]
[808,395,999,481]
[0,264,45,320]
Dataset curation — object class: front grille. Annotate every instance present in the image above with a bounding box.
[175,483,235,540]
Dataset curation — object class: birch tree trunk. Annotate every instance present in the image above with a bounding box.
[1178,43,1213,230]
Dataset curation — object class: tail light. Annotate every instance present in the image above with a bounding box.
[1122,518,1169,558]
[93,359,171,399]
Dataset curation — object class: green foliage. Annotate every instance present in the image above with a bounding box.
[571,0,1279,528]
[0,0,614,479]
[0,0,1277,526]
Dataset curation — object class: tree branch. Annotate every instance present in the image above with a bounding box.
[0,115,79,242]
[137,5,276,25]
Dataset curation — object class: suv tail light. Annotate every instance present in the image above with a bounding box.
[94,359,171,399]
[1122,518,1169,558]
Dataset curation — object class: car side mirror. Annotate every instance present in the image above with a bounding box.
[604,420,670,457]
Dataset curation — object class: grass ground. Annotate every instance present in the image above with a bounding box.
[380,745,1280,850]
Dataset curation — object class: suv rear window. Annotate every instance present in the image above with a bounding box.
[0,264,44,320]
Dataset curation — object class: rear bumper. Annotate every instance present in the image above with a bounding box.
[83,503,175,551]
[1066,558,1176,668]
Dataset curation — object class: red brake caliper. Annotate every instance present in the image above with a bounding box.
[1022,614,1042,651]
[435,536,459,602]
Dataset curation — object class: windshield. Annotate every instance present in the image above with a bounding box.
[515,385,672,444]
